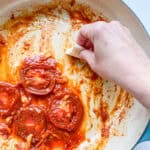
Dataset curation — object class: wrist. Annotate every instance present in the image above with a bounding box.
[121,59,150,108]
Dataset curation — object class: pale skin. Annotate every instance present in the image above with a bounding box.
[77,21,150,110]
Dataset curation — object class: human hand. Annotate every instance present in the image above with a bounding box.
[77,21,150,109]
[77,21,149,85]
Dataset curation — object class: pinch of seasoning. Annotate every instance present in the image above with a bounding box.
[23,42,30,51]
[11,13,15,20]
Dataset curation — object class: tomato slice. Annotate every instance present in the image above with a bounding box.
[14,105,46,143]
[48,93,83,132]
[0,82,21,118]
[20,56,56,95]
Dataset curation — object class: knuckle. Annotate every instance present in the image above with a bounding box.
[111,20,121,26]
[123,26,130,33]
[94,21,107,33]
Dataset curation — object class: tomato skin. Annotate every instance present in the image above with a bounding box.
[14,105,46,144]
[0,82,21,118]
[48,92,83,132]
[20,56,57,95]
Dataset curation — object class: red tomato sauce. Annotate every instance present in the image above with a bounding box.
[0,55,84,149]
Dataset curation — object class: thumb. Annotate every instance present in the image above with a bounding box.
[79,50,95,69]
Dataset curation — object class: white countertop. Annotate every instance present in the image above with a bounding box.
[123,0,150,36]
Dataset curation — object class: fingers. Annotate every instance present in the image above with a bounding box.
[77,33,93,50]
[79,50,95,69]
[77,23,96,47]
[77,28,93,50]
[77,21,106,49]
